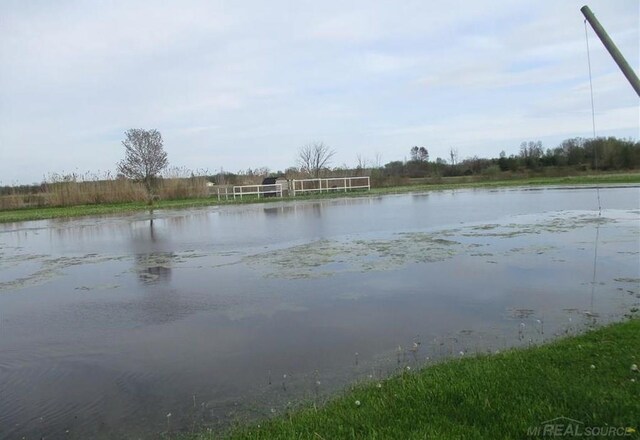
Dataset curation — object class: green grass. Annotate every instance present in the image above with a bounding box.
[1,173,639,224]
[186,319,640,439]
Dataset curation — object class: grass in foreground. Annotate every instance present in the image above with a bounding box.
[1,173,639,224]
[188,319,639,439]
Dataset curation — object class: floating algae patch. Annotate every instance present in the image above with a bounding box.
[243,210,632,280]
[0,253,128,292]
[245,233,462,279]
[503,244,559,256]
[460,212,617,239]
[74,283,120,292]
[614,278,640,284]
[507,308,536,319]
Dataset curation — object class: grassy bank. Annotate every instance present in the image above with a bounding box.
[1,173,639,224]
[187,319,639,439]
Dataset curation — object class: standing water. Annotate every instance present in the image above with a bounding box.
[0,186,638,439]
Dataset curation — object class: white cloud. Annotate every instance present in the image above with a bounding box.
[0,0,637,184]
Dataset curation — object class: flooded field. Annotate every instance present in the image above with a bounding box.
[1,186,639,439]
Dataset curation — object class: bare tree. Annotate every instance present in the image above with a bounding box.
[298,142,336,177]
[410,146,429,162]
[355,154,369,177]
[410,146,419,161]
[117,129,168,197]
[449,147,458,166]
[373,151,383,168]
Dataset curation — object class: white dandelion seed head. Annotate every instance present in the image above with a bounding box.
[590,364,596,369]
[406,366,411,370]
[355,400,361,406]
[459,351,465,356]
[377,383,382,388]
[166,413,172,418]
[631,364,638,372]
[316,380,321,386]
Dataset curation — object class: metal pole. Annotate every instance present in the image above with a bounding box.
[581,5,640,97]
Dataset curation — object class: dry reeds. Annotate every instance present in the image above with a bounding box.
[0,169,213,209]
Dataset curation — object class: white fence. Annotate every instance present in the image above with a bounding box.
[233,184,283,199]
[291,177,370,196]
[208,185,233,200]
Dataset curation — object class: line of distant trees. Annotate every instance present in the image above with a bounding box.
[1,136,638,197]
[195,136,638,188]
[379,137,639,180]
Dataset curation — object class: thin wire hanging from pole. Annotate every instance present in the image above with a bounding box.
[590,223,600,314]
[584,16,602,318]
[584,20,597,140]
[584,19,601,215]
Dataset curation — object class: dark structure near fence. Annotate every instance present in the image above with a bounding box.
[261,177,289,197]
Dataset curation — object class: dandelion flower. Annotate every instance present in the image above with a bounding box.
[590,364,596,369]
[631,364,638,372]
[355,400,361,406]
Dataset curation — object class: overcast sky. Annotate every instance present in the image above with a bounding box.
[1,0,638,184]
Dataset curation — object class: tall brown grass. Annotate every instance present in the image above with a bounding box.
[1,171,211,209]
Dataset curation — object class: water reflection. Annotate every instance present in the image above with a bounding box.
[135,252,172,284]
[130,217,173,284]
